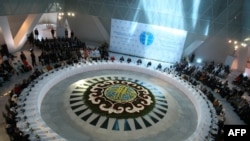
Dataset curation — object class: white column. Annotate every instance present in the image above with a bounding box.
[13,14,42,51]
[0,16,15,51]
[0,14,42,52]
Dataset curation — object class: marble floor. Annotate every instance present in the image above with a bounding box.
[40,69,197,141]
[0,38,248,141]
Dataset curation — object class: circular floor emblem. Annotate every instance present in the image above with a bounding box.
[104,84,137,103]
[85,80,155,118]
[69,76,168,130]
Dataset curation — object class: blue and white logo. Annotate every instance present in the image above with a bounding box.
[140,31,154,46]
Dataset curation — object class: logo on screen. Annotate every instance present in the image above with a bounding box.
[140,31,154,46]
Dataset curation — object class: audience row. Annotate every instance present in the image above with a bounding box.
[171,60,249,126]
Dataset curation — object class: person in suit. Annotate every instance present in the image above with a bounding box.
[30,50,37,67]
[71,30,74,38]
[120,56,124,62]
[156,63,162,71]
[127,58,132,63]
[136,59,142,65]
[65,29,68,38]
[20,51,26,63]
[51,28,55,38]
[147,61,152,67]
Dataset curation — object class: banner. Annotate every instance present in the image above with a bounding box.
[110,19,187,63]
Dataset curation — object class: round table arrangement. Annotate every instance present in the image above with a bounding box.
[16,60,218,141]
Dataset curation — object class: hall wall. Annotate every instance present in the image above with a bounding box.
[194,35,234,65]
[67,13,108,44]
[0,15,27,48]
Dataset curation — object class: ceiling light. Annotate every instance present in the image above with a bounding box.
[196,58,202,64]
[241,43,247,47]
[244,38,250,41]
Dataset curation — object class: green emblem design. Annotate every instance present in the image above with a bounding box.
[104,84,137,103]
[83,80,156,119]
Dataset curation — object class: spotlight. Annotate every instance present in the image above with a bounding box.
[228,40,232,43]
[241,43,247,47]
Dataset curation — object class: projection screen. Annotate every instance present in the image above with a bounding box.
[109,19,187,63]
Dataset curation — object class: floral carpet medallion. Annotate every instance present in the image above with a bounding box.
[84,80,155,118]
[69,76,168,130]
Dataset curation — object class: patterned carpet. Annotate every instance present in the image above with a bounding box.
[68,76,168,131]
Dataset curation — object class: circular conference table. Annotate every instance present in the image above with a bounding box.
[16,60,218,141]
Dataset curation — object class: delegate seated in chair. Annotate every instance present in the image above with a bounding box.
[120,56,124,62]
[147,61,152,67]
[127,58,132,63]
[110,56,115,62]
[156,63,162,70]
[137,59,142,65]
